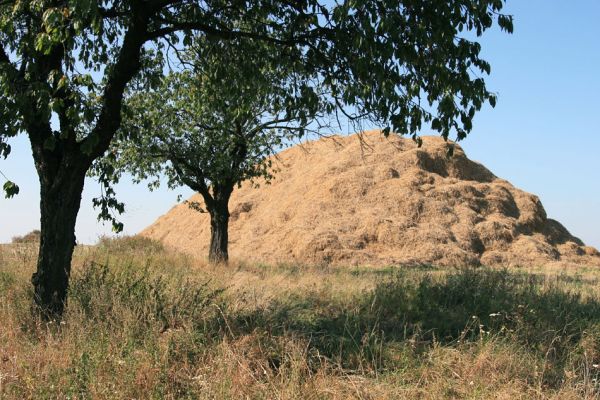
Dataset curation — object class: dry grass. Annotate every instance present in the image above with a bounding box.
[1,237,600,399]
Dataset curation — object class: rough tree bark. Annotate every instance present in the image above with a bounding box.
[208,199,230,264]
[172,162,236,265]
[204,135,246,264]
[23,10,149,319]
[30,153,88,318]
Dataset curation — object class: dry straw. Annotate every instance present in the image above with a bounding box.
[142,130,600,268]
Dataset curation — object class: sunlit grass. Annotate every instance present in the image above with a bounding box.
[1,238,599,399]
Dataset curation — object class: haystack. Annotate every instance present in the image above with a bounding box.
[141,131,600,267]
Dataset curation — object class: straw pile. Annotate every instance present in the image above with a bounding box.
[141,131,600,267]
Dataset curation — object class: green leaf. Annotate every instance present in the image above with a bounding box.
[34,33,53,54]
[3,181,19,198]
[112,222,124,233]
[57,75,68,90]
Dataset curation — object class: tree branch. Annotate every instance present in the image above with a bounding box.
[81,10,151,161]
[146,19,331,46]
[0,46,21,80]
[170,156,214,207]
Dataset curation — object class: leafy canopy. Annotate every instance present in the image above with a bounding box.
[102,35,328,211]
[1,0,513,199]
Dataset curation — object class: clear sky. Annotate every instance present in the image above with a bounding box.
[1,1,599,248]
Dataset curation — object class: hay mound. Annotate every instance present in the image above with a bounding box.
[141,131,600,267]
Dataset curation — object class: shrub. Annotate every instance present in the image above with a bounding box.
[68,261,224,334]
[11,229,40,244]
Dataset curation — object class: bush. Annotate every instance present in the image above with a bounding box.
[68,261,224,334]
[11,229,40,244]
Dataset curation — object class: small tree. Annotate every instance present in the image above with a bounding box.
[108,38,324,263]
[0,0,513,318]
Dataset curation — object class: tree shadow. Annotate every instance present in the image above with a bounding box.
[229,268,600,387]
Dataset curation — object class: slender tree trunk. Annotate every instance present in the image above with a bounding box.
[208,201,230,264]
[30,151,87,320]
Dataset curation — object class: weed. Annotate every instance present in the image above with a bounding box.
[1,239,599,398]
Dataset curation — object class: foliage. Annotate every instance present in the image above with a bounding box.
[102,35,326,203]
[0,169,18,198]
[1,0,512,314]
[0,0,513,199]
[2,179,18,198]
[68,261,223,331]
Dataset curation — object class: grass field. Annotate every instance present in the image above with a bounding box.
[1,237,600,399]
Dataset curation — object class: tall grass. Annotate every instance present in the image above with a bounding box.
[1,238,599,399]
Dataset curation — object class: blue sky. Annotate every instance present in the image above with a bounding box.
[1,1,599,248]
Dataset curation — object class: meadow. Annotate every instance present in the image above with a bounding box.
[1,236,600,399]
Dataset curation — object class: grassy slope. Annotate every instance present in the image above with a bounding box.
[1,237,600,399]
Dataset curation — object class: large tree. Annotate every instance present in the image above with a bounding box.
[0,0,512,319]
[104,37,326,264]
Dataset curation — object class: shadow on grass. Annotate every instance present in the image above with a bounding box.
[59,262,600,390]
[230,268,600,386]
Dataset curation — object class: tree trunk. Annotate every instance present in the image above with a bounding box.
[30,162,87,320]
[208,201,230,264]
